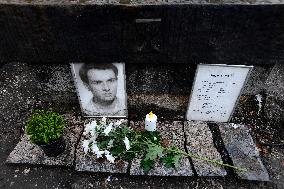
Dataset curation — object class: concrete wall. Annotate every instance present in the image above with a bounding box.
[0,3,284,64]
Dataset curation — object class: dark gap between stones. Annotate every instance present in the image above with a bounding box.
[73,122,85,168]
[207,122,237,178]
[182,122,198,176]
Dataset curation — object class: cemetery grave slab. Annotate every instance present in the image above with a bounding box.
[218,123,270,181]
[6,113,84,167]
[129,121,193,176]
[184,121,227,176]
[75,119,129,173]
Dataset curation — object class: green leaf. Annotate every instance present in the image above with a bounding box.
[141,158,155,174]
[97,140,109,149]
[110,144,125,156]
[145,143,164,161]
[141,131,161,145]
[25,109,65,144]
[121,143,142,161]
[121,126,131,135]
[161,152,181,168]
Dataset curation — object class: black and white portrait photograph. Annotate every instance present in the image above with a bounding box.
[71,63,127,117]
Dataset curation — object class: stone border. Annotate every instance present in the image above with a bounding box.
[218,123,270,181]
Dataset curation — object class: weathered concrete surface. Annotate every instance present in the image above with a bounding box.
[6,113,83,167]
[218,123,270,181]
[184,121,226,176]
[126,64,195,95]
[262,147,284,188]
[126,64,195,121]
[130,121,193,176]
[71,176,275,189]
[260,64,284,144]
[242,65,273,95]
[266,64,284,100]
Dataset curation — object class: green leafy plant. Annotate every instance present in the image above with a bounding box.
[83,118,247,174]
[25,110,66,145]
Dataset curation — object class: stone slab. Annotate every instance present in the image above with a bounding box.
[218,123,270,181]
[6,113,84,167]
[184,121,226,176]
[129,121,193,176]
[75,119,129,173]
[130,158,193,176]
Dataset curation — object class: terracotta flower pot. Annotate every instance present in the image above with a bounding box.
[39,136,66,157]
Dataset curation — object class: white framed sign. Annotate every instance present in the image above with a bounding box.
[186,64,253,122]
[71,63,127,118]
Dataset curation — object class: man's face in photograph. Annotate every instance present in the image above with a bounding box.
[87,68,118,103]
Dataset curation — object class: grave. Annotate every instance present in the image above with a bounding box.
[5,63,272,181]
[1,1,284,187]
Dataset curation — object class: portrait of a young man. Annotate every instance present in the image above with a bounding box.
[71,63,127,117]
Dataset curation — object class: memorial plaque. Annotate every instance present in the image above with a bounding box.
[186,64,253,122]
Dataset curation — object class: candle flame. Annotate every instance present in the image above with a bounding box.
[149,111,154,119]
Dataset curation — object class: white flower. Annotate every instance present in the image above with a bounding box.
[91,144,104,158]
[114,120,122,127]
[92,143,99,153]
[83,124,91,136]
[101,117,107,124]
[97,151,105,159]
[114,119,127,127]
[104,150,115,163]
[120,119,127,123]
[103,123,113,136]
[83,121,97,135]
[82,140,90,154]
[154,137,157,141]
[123,137,130,150]
[107,139,114,148]
[89,134,97,143]
[90,129,97,138]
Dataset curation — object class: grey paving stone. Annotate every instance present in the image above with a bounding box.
[6,113,83,167]
[129,121,193,176]
[184,121,226,176]
[75,119,129,173]
[130,157,192,176]
[218,123,270,181]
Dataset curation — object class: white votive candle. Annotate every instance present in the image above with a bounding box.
[145,111,157,132]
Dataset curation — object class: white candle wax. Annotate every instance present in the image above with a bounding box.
[145,112,157,131]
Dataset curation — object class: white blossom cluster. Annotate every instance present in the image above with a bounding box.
[82,117,130,163]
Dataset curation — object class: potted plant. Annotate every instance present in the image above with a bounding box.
[25,109,66,157]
